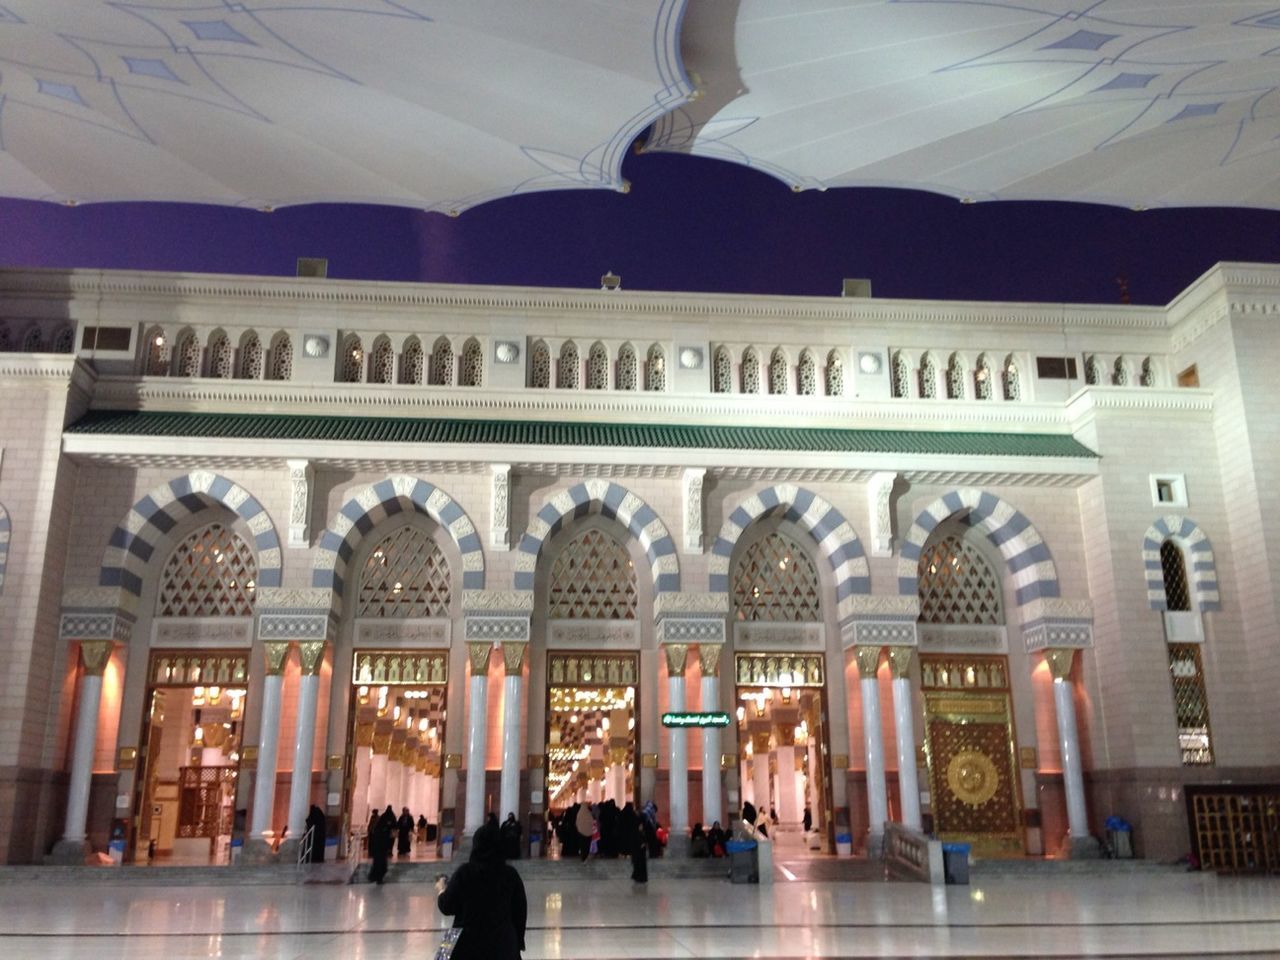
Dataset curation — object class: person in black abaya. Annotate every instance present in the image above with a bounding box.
[366,809,379,856]
[368,805,396,884]
[630,819,648,883]
[305,804,327,863]
[396,807,414,857]
[437,822,528,960]
[500,812,522,861]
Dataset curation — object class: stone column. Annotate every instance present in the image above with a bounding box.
[369,726,391,816]
[464,642,492,834]
[664,644,690,844]
[284,641,326,843]
[249,642,292,842]
[699,644,723,827]
[499,642,526,822]
[1045,648,1099,858]
[351,724,374,829]
[886,646,922,831]
[56,640,114,855]
[855,646,888,855]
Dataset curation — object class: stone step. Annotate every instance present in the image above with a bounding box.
[356,856,731,883]
[970,857,1181,876]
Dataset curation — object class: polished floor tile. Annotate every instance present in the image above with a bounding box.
[0,871,1277,959]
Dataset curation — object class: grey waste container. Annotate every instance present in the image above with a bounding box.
[942,842,970,885]
[726,839,758,884]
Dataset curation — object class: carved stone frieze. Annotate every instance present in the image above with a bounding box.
[286,459,313,548]
[1024,620,1093,654]
[257,613,332,642]
[733,621,824,651]
[656,617,725,645]
[60,609,134,643]
[152,617,252,648]
[462,589,534,614]
[848,620,917,650]
[867,471,897,558]
[682,467,706,554]
[839,594,919,623]
[61,586,136,616]
[464,615,530,642]
[255,587,333,610]
[547,619,640,649]
[1020,596,1094,627]
[490,464,511,550]
[354,618,451,647]
[918,624,1007,654]
[654,591,728,618]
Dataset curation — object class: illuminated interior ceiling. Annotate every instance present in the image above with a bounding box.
[0,0,688,210]
[648,1,1280,210]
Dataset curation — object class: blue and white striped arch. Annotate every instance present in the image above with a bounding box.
[1143,516,1220,612]
[897,489,1059,606]
[514,480,678,593]
[313,476,485,600]
[709,485,869,602]
[0,502,9,597]
[100,472,283,597]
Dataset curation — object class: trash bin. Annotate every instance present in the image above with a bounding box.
[726,839,758,884]
[942,842,970,884]
[835,832,853,857]
[1105,816,1134,859]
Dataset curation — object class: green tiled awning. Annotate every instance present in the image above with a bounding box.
[67,410,1098,458]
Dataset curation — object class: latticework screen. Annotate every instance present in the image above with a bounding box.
[1169,643,1213,765]
[548,528,637,620]
[358,526,452,618]
[733,531,821,622]
[918,534,1002,625]
[157,524,257,616]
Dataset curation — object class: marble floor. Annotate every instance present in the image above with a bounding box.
[0,870,1276,959]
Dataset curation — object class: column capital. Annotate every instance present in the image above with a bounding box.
[501,641,527,675]
[854,645,883,678]
[262,641,292,676]
[78,640,114,677]
[663,642,689,677]
[698,643,723,677]
[1043,647,1078,682]
[886,646,914,680]
[296,641,326,676]
[467,641,493,674]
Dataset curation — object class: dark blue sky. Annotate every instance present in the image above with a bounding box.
[3,148,1278,306]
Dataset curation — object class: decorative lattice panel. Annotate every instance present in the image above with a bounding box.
[1161,541,1191,612]
[530,340,550,388]
[53,326,75,353]
[646,344,666,391]
[769,348,788,394]
[825,351,843,396]
[353,650,449,685]
[149,650,249,686]
[741,349,761,393]
[587,342,609,389]
[208,334,232,378]
[460,338,483,386]
[1140,357,1155,387]
[341,336,363,383]
[548,528,637,620]
[558,341,580,388]
[734,652,824,687]
[713,347,732,393]
[175,333,200,377]
[146,330,170,375]
[370,338,394,384]
[891,351,908,398]
[157,524,258,617]
[268,335,293,381]
[733,531,821,622]
[1169,643,1214,765]
[918,534,1002,625]
[798,350,816,395]
[618,344,638,390]
[430,337,453,386]
[1085,355,1101,385]
[240,334,263,379]
[1112,356,1129,386]
[946,354,965,399]
[975,355,993,399]
[1003,356,1020,400]
[358,526,452,618]
[548,653,639,686]
[177,766,237,839]
[22,326,42,352]
[919,353,937,398]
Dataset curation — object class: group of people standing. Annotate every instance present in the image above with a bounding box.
[366,805,432,884]
[548,798,663,882]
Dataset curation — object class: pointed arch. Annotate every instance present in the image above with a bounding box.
[1143,516,1219,612]
[587,341,609,390]
[1084,354,1102,386]
[825,349,843,397]
[918,352,938,399]
[645,343,667,392]
[460,337,483,387]
[1002,353,1021,400]
[239,331,264,380]
[267,332,293,381]
[339,334,363,383]
[513,481,678,596]
[557,340,580,388]
[99,472,282,598]
[313,476,485,608]
[946,352,966,400]
[429,335,454,386]
[797,349,817,396]
[530,339,551,388]
[52,326,76,354]
[712,345,732,393]
[897,489,1058,606]
[21,325,42,352]
[768,347,789,395]
[709,485,869,610]
[144,326,170,376]
[974,353,993,400]
[173,329,200,378]
[1112,355,1130,387]
[369,335,394,384]
[207,329,233,379]
[890,350,909,398]
[741,347,762,393]
[617,342,638,391]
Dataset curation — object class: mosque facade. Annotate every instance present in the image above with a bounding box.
[0,263,1274,868]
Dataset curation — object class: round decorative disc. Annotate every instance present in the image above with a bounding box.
[946,749,999,808]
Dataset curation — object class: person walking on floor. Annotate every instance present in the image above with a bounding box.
[630,819,648,883]
[396,807,414,857]
[369,806,396,884]
[436,821,528,959]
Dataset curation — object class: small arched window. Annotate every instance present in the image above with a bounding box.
[1112,356,1130,387]
[825,350,843,397]
[1139,357,1155,387]
[173,331,200,378]
[21,326,42,352]
[733,531,822,622]
[741,348,761,393]
[267,333,292,381]
[918,352,937,399]
[617,343,638,391]
[712,346,732,393]
[768,348,788,395]
[339,334,363,383]
[460,337,483,387]
[52,326,76,354]
[1002,354,1020,400]
[369,337,394,384]
[429,336,454,386]
[797,350,817,396]
[645,344,667,392]
[208,332,233,379]
[1160,540,1191,612]
[1084,354,1101,386]
[530,340,550,388]
[946,353,966,400]
[587,342,609,390]
[974,353,993,400]
[239,333,264,380]
[890,350,909,398]
[157,523,258,617]
[548,528,638,620]
[558,341,580,389]
[400,337,424,385]
[145,328,170,376]
[918,533,1002,625]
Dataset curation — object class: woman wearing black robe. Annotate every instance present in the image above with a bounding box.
[304,805,327,863]
[368,806,396,884]
[366,809,379,856]
[437,822,528,959]
[630,820,648,883]
[396,807,414,857]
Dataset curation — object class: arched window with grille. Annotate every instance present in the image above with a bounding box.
[918,352,938,399]
[145,327,170,376]
[368,337,394,384]
[429,336,454,386]
[21,326,42,352]
[742,347,762,393]
[1139,357,1155,387]
[1112,356,1130,387]
[946,353,966,399]
[339,334,363,383]
[239,332,264,379]
[157,522,258,617]
[52,326,75,354]
[530,340,550,388]
[558,341,580,389]
[358,525,452,618]
[974,353,993,400]
[207,331,232,378]
[266,332,292,382]
[646,343,667,392]
[548,527,637,619]
[460,337,483,387]
[712,346,732,393]
[400,337,424,385]
[587,342,609,390]
[825,350,844,396]
[768,348,789,394]
[797,349,817,396]
[617,343,638,390]
[917,533,1003,625]
[733,530,821,622]
[1160,540,1191,612]
[890,350,909,398]
[173,331,200,378]
[1002,354,1021,400]
[1084,354,1101,386]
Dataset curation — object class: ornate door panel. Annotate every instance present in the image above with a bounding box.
[921,655,1024,856]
